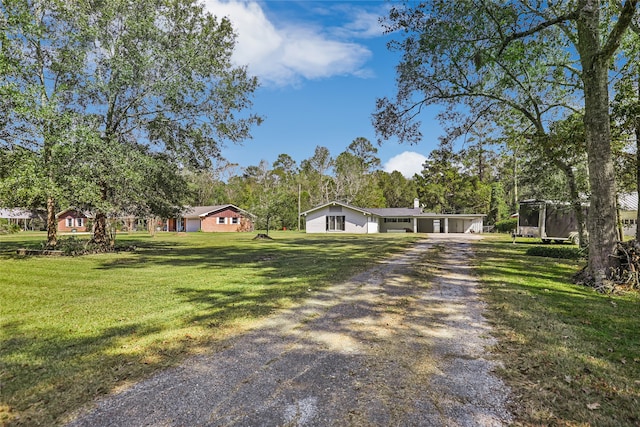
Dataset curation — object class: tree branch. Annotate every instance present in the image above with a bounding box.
[498,10,581,56]
[601,0,639,59]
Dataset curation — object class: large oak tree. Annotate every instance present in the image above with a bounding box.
[374,0,639,286]
[1,0,261,247]
[1,0,91,246]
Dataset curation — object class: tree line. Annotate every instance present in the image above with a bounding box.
[181,128,596,236]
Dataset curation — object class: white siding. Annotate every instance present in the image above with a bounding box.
[468,218,483,233]
[344,208,368,233]
[304,206,370,233]
[367,217,379,233]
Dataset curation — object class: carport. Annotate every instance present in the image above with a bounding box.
[416,214,484,234]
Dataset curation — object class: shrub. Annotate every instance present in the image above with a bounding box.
[525,245,585,260]
[495,218,518,233]
[0,219,21,234]
[55,236,91,256]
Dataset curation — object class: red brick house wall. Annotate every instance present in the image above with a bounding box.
[200,207,253,232]
[57,210,89,232]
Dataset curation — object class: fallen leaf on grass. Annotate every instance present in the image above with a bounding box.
[586,403,600,410]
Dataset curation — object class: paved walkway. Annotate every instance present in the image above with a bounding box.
[68,234,512,426]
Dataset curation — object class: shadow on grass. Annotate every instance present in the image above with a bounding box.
[1,319,170,426]
[1,233,420,426]
[475,238,640,426]
[64,237,503,426]
[94,235,414,292]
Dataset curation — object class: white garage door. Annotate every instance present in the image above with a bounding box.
[186,218,201,232]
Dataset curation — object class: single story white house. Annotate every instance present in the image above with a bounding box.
[301,200,484,234]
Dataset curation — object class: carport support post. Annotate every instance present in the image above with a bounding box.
[444,218,449,234]
[413,218,417,233]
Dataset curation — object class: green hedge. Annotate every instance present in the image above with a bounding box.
[525,245,585,260]
[495,218,518,233]
[0,219,21,234]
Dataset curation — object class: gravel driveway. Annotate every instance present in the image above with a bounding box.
[68,234,513,426]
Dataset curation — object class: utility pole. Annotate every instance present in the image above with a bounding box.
[297,182,301,231]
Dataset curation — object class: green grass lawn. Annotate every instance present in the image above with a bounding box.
[476,235,640,427]
[0,231,421,426]
[3,231,638,426]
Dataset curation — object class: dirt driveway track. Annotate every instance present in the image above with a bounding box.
[68,234,513,427]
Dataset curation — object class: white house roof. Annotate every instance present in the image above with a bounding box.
[181,204,254,219]
[619,192,638,211]
[367,207,423,217]
[519,192,638,212]
[300,201,373,216]
[55,208,93,219]
[0,208,37,219]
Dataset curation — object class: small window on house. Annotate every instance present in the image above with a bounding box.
[232,217,239,224]
[76,218,83,227]
[66,218,73,227]
[218,217,225,224]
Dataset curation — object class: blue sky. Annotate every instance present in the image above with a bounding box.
[203,0,444,177]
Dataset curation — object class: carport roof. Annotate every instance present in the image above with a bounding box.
[415,212,486,218]
[367,207,422,216]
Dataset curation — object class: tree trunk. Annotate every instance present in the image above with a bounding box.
[46,196,57,248]
[90,178,115,248]
[562,163,588,249]
[91,211,113,248]
[635,80,640,241]
[577,1,620,285]
[512,148,518,213]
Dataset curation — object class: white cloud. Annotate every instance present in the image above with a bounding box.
[203,0,372,87]
[384,151,427,178]
[332,8,387,38]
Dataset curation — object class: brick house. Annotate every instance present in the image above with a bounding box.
[56,209,91,233]
[167,205,254,232]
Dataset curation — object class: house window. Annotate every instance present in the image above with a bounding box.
[232,217,239,224]
[326,215,345,231]
[384,218,411,223]
[66,218,73,227]
[76,218,83,227]
[218,217,225,224]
